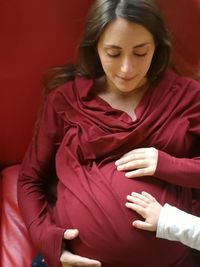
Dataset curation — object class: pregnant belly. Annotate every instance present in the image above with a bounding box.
[55,161,193,267]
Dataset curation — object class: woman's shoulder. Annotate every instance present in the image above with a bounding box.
[47,75,93,104]
[161,68,200,93]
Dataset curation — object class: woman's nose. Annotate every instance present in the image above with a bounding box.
[120,57,134,74]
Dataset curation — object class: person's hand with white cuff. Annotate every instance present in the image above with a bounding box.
[125,191,162,231]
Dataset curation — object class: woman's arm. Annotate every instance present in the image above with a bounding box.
[18,91,101,267]
[115,81,200,189]
[115,147,200,188]
[18,92,66,267]
[125,191,200,251]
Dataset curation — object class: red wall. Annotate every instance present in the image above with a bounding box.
[157,0,200,79]
[0,0,199,166]
[0,0,93,166]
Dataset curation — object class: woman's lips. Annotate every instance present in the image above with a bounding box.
[117,75,136,82]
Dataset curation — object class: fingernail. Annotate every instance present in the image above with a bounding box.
[117,166,123,171]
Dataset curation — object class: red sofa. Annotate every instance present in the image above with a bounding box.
[0,1,199,266]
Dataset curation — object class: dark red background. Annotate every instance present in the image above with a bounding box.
[0,0,199,166]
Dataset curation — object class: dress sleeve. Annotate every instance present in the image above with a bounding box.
[17,92,65,267]
[156,204,200,251]
[154,81,200,189]
[155,151,200,188]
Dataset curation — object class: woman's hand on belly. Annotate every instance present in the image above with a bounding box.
[61,229,102,267]
[115,147,158,178]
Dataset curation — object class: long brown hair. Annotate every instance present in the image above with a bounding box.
[44,0,171,94]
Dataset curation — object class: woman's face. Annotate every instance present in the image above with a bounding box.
[97,18,156,94]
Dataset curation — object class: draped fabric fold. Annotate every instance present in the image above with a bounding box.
[50,69,200,266]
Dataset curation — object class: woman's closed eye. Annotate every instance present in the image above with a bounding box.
[134,52,147,57]
[107,52,120,58]
[106,52,147,58]
[106,50,148,58]
[133,47,149,57]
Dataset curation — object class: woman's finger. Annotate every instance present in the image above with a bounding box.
[115,150,145,165]
[125,165,155,178]
[64,229,79,240]
[61,250,101,267]
[116,159,148,171]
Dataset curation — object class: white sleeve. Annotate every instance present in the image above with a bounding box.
[156,204,200,251]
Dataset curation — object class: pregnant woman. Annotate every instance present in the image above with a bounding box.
[18,0,200,267]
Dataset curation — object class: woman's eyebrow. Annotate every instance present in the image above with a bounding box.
[104,45,122,49]
[104,42,151,49]
[134,42,151,48]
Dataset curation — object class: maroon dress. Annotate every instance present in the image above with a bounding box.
[18,69,200,267]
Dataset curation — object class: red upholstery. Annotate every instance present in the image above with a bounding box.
[1,165,35,267]
[0,1,199,267]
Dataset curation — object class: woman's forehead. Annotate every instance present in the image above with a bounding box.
[98,18,154,47]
